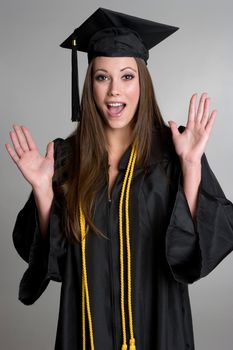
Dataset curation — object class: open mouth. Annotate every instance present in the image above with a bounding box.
[107,102,126,115]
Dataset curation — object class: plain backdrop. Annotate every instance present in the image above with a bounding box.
[1,0,233,349]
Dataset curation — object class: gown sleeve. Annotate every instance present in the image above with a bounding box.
[166,154,233,284]
[12,138,68,305]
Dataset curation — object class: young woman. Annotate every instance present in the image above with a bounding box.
[6,8,233,350]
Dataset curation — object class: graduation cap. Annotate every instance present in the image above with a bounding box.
[60,7,179,121]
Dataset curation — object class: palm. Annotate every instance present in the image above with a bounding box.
[6,126,54,188]
[169,93,217,163]
[17,149,54,185]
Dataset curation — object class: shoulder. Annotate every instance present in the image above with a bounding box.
[53,134,76,169]
[52,134,76,187]
[150,125,178,165]
[53,135,75,161]
[149,125,185,187]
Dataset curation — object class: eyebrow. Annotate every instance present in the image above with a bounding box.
[120,67,137,72]
[93,67,137,74]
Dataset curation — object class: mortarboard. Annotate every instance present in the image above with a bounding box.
[60,7,179,121]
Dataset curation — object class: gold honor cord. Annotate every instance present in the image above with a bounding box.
[82,281,86,350]
[79,143,137,350]
[125,149,137,350]
[119,144,137,350]
[79,205,95,350]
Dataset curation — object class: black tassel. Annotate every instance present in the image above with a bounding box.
[71,39,80,121]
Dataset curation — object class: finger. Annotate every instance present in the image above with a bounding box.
[45,142,54,160]
[187,93,197,126]
[196,92,208,122]
[168,121,180,138]
[201,97,211,125]
[10,130,24,157]
[5,143,20,164]
[21,126,37,150]
[205,110,217,134]
[13,124,30,152]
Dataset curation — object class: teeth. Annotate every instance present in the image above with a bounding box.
[108,103,124,107]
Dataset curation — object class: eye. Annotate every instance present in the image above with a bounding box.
[95,74,109,81]
[122,74,135,80]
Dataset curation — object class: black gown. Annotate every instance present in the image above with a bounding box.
[13,127,233,350]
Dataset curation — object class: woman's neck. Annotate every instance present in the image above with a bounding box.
[105,127,133,166]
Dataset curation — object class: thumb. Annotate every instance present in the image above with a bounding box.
[168,121,179,138]
[45,141,54,160]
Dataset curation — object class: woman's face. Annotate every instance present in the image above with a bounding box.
[92,56,140,132]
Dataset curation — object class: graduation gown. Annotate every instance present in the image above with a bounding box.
[13,127,233,350]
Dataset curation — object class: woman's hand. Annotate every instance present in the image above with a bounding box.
[169,92,217,165]
[6,125,55,237]
[169,93,217,218]
[5,125,54,191]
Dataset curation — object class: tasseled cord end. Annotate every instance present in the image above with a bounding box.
[71,38,81,122]
[129,338,136,350]
[122,338,136,350]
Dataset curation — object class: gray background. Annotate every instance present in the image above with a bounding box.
[1,0,233,349]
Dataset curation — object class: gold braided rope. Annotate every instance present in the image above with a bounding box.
[79,143,137,350]
[82,279,86,350]
[125,149,137,350]
[119,145,135,349]
[119,143,137,350]
[79,205,95,350]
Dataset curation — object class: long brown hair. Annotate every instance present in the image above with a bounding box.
[62,57,165,242]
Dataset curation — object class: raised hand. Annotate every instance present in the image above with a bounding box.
[5,125,54,190]
[169,93,217,164]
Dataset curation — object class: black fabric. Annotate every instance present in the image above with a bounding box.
[60,8,179,58]
[13,127,233,350]
[87,27,149,63]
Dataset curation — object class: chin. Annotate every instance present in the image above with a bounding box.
[106,120,133,131]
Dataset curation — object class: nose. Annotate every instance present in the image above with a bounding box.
[107,79,120,97]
